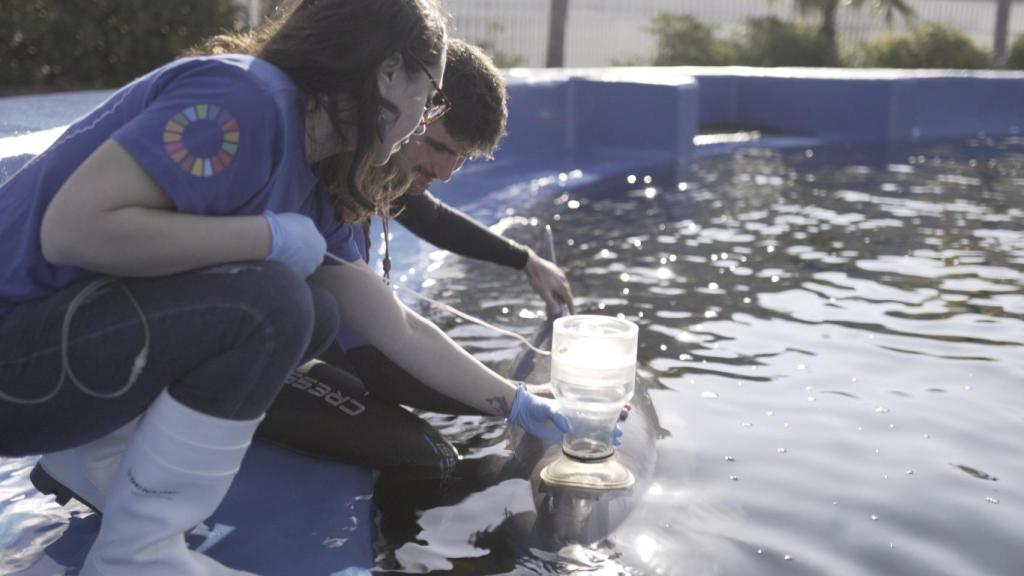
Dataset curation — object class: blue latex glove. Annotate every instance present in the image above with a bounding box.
[263,211,326,278]
[507,385,572,443]
[519,383,625,446]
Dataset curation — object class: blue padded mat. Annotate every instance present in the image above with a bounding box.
[6,441,373,576]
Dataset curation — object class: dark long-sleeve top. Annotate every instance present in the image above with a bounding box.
[384,191,530,269]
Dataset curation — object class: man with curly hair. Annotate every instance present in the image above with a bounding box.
[315,38,575,414]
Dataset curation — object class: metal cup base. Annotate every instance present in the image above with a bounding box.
[540,450,635,490]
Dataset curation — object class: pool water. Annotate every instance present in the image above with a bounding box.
[1,137,1021,575]
[388,137,1023,575]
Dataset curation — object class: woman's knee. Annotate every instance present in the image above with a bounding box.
[224,262,318,358]
[165,263,321,418]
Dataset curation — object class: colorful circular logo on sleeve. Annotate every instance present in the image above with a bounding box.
[163,104,239,177]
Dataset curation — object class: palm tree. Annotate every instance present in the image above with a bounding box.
[791,0,915,65]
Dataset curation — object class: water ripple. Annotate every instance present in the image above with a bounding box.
[390,138,1024,575]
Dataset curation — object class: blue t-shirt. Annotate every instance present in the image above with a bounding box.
[0,55,360,320]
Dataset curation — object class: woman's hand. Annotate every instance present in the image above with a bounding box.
[506,384,571,443]
[263,211,326,278]
[513,382,626,445]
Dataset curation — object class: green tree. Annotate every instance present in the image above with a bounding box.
[860,23,990,69]
[649,13,734,66]
[733,16,831,67]
[1,0,239,94]
[785,0,915,66]
[1006,33,1024,70]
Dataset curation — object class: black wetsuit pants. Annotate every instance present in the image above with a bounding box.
[320,343,481,415]
[253,342,481,476]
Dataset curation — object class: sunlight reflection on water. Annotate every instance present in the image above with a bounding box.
[400,137,1023,575]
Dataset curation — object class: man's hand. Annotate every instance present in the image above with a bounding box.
[523,249,575,315]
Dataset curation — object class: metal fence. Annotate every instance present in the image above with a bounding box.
[441,0,1024,67]
[246,0,1024,67]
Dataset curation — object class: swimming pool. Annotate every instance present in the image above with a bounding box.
[1,69,1022,574]
[383,137,1023,575]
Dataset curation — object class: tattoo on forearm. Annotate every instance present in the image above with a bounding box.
[487,395,510,417]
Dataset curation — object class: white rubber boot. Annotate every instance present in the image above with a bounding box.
[31,417,140,513]
[80,390,262,576]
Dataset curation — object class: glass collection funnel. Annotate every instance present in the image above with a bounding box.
[540,315,638,490]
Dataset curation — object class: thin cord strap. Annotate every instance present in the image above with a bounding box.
[382,216,392,284]
[322,251,550,356]
[391,284,550,357]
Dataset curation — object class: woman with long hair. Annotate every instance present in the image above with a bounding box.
[0,1,567,574]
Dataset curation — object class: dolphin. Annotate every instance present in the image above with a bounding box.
[372,230,663,571]
[495,313,661,551]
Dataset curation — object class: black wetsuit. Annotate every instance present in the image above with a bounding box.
[256,191,529,473]
[395,191,529,270]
